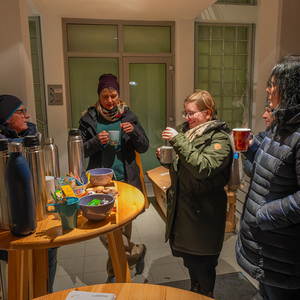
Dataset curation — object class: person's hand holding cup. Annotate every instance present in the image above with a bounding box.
[232,128,252,152]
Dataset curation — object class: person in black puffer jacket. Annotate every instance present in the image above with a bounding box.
[236,55,300,300]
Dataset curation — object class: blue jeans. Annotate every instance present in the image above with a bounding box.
[0,247,58,293]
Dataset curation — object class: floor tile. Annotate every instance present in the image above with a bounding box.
[84,254,108,273]
[138,234,169,250]
[136,223,165,237]
[57,242,85,259]
[56,256,84,276]
[85,239,108,256]
[145,247,180,266]
[150,262,189,284]
[83,270,108,285]
[53,273,85,292]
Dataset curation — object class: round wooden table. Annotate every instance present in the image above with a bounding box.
[33,283,214,300]
[0,182,145,300]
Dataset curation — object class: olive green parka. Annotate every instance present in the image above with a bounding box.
[164,120,232,256]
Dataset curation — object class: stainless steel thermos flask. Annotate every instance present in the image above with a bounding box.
[43,137,60,177]
[68,129,85,178]
[23,135,48,221]
[0,139,10,230]
[5,142,37,236]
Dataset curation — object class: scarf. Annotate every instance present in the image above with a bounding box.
[96,100,128,122]
[184,120,216,142]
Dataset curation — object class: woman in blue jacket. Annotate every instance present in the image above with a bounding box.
[236,56,300,300]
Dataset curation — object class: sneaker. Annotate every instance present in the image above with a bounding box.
[135,244,147,275]
[189,284,200,293]
[251,290,263,300]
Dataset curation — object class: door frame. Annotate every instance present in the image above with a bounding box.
[122,56,175,127]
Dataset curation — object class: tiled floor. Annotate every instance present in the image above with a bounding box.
[53,181,259,293]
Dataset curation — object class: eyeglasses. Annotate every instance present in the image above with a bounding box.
[15,108,27,117]
[181,110,206,119]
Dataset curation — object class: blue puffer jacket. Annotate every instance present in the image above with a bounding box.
[236,110,300,289]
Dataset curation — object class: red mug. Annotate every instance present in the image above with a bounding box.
[232,128,251,152]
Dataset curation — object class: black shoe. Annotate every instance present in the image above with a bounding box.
[189,284,200,293]
[251,290,263,300]
[135,244,147,275]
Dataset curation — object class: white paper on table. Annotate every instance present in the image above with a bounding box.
[65,290,116,299]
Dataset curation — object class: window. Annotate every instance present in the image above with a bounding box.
[28,17,48,140]
[195,24,253,129]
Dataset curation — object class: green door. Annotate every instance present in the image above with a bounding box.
[123,57,174,172]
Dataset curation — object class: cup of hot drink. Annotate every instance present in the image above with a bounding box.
[108,130,120,146]
[232,128,251,152]
[160,146,173,164]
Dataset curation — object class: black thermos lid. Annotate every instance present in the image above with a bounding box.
[23,135,40,147]
[0,139,8,151]
[69,129,80,136]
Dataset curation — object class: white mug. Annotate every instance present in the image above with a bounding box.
[108,130,120,146]
[160,146,173,164]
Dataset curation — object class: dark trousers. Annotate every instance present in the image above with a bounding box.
[260,282,300,300]
[172,249,219,297]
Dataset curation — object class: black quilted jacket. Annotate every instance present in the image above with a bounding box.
[236,110,300,289]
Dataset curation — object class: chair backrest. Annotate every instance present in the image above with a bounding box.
[135,151,149,209]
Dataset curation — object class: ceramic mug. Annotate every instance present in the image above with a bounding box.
[160,146,173,164]
[46,197,80,230]
[108,130,120,146]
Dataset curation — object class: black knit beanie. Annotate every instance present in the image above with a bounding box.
[0,95,23,125]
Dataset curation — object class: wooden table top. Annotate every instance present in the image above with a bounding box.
[33,283,213,300]
[0,181,145,250]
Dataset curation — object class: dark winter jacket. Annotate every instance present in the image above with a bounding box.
[236,110,300,289]
[243,130,269,178]
[78,106,149,192]
[164,120,232,256]
[0,122,37,142]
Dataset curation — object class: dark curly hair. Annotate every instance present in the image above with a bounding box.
[268,55,300,139]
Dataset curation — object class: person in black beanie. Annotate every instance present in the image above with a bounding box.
[0,94,37,141]
[0,94,58,293]
[79,74,148,283]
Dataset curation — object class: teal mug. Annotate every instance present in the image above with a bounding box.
[46,197,80,230]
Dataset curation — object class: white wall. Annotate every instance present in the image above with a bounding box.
[0,0,35,122]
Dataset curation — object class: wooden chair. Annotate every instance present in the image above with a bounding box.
[135,152,149,209]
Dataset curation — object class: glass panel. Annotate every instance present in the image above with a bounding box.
[28,20,36,36]
[214,96,222,109]
[211,41,222,54]
[198,25,210,39]
[223,83,235,95]
[225,26,236,40]
[237,55,248,68]
[32,69,40,84]
[237,41,248,54]
[129,63,166,171]
[198,55,210,68]
[224,70,235,81]
[238,27,248,40]
[67,24,118,52]
[237,69,247,81]
[212,26,223,39]
[69,57,119,128]
[224,55,235,68]
[211,70,222,81]
[224,41,235,54]
[31,53,39,69]
[236,82,247,95]
[235,109,244,123]
[211,83,221,95]
[123,26,171,53]
[198,69,209,81]
[34,83,41,98]
[211,55,223,68]
[198,41,210,54]
[224,96,234,108]
[223,109,233,122]
[35,98,42,114]
[197,82,209,91]
[30,37,38,53]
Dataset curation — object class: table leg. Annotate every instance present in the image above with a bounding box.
[7,250,28,300]
[107,229,131,283]
[30,249,49,298]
